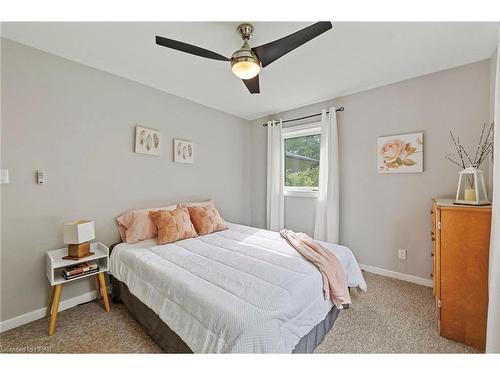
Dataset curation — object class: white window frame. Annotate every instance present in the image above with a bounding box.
[282,122,321,198]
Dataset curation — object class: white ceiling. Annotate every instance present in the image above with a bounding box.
[1,22,498,120]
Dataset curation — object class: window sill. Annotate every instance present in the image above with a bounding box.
[284,190,319,198]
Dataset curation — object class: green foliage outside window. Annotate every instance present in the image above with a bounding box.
[285,165,319,187]
[284,134,320,187]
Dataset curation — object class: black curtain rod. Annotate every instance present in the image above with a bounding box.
[262,107,344,127]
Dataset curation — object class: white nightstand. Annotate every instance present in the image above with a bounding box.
[46,241,110,336]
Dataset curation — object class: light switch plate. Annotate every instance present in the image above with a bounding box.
[0,169,9,184]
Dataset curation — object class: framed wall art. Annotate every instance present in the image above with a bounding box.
[135,126,161,156]
[174,138,194,164]
[377,132,423,173]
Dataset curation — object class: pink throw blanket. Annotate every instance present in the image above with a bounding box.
[280,229,351,309]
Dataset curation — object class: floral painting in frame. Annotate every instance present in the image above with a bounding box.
[135,126,161,156]
[174,138,194,164]
[377,132,423,173]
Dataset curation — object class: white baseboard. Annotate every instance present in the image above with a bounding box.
[0,290,99,333]
[359,264,433,288]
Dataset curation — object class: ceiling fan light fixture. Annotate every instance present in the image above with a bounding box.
[231,37,261,80]
[231,57,261,80]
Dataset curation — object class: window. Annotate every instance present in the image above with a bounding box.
[282,123,321,197]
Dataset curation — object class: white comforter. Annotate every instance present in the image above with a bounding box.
[109,223,366,353]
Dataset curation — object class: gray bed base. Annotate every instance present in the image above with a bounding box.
[111,278,339,353]
[109,242,340,353]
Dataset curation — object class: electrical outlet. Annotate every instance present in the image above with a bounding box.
[398,249,407,260]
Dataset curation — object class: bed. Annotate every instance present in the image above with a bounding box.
[109,222,366,353]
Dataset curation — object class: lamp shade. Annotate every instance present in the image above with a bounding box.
[63,220,95,244]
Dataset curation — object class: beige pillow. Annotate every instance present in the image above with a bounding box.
[177,199,214,209]
[150,208,198,245]
[187,206,227,236]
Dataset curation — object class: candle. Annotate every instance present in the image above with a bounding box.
[464,188,476,202]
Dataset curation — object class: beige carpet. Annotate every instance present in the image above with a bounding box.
[0,272,477,353]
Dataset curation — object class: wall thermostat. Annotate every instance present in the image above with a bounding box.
[36,170,46,185]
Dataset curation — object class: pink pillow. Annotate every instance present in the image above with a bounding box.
[116,205,176,243]
[117,223,127,243]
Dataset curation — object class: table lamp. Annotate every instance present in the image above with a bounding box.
[63,220,95,259]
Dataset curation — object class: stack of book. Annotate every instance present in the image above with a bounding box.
[62,262,99,280]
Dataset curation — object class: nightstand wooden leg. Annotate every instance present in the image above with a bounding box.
[97,273,110,312]
[46,286,55,317]
[94,275,102,300]
[48,284,62,336]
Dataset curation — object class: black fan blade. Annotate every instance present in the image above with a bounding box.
[156,35,230,62]
[252,22,332,68]
[242,75,260,94]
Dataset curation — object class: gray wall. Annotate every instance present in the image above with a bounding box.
[0,39,251,321]
[0,37,494,322]
[250,60,492,280]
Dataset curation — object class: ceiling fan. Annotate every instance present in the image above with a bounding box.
[155,22,333,94]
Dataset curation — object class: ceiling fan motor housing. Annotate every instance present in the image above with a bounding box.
[231,42,261,68]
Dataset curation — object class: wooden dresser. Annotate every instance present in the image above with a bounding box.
[431,198,491,351]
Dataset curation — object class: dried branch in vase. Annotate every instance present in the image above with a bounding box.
[446,123,494,169]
